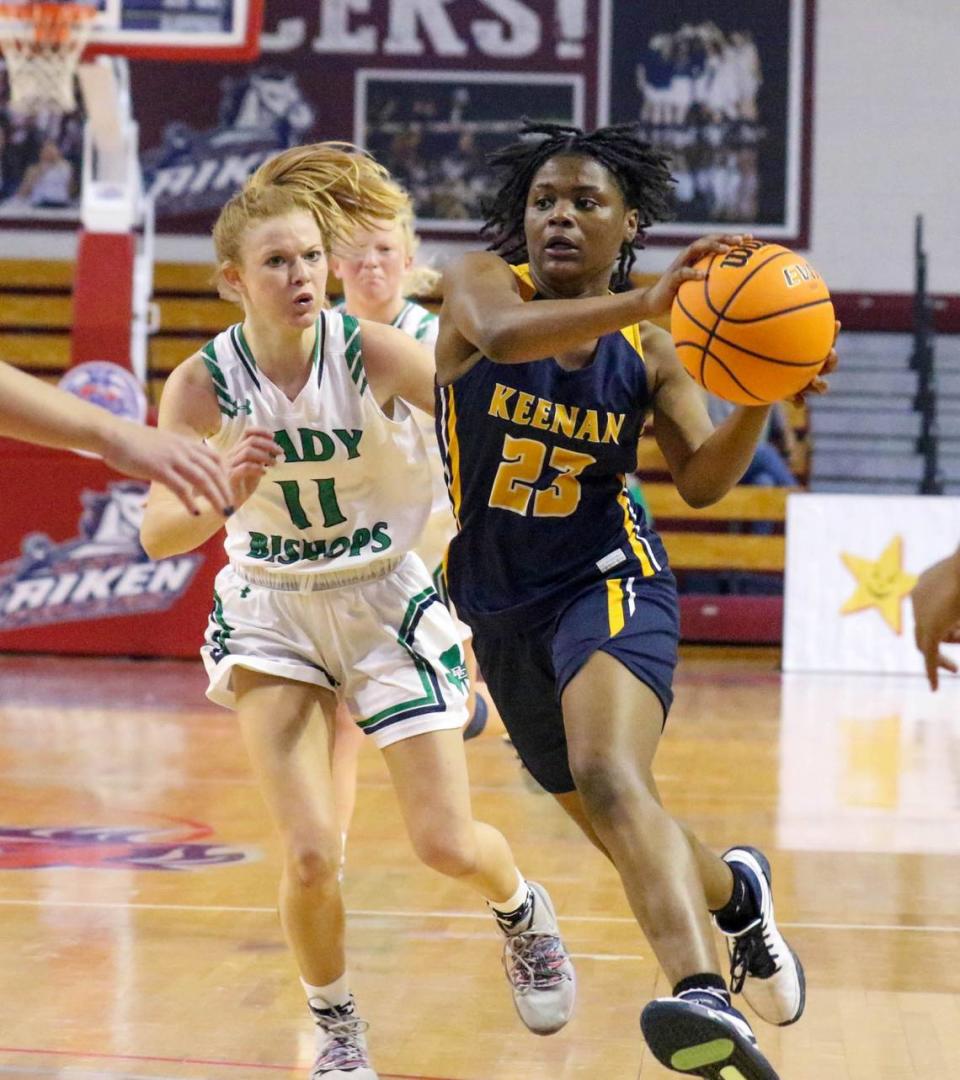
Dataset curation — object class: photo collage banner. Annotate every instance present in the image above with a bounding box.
[0,0,812,243]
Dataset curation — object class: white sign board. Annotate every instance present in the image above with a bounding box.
[783,493,960,674]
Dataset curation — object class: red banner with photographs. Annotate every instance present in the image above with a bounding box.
[136,0,604,235]
[2,1,606,235]
[1,0,812,242]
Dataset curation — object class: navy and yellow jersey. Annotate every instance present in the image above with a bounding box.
[436,263,671,627]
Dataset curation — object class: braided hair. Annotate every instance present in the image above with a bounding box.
[481,121,674,291]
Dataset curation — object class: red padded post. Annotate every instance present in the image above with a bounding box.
[70,229,136,370]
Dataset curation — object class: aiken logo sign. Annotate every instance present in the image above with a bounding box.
[0,822,257,871]
[142,67,315,217]
[0,481,203,631]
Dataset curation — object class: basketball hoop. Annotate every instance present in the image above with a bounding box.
[0,1,96,114]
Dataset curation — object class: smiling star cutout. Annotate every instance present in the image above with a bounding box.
[839,535,918,634]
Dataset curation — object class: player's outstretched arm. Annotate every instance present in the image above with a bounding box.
[140,356,280,559]
[634,233,748,320]
[358,319,437,415]
[439,236,743,376]
[912,547,960,691]
[0,360,233,516]
[651,319,839,507]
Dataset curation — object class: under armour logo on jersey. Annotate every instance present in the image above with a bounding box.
[440,644,469,695]
[215,393,252,418]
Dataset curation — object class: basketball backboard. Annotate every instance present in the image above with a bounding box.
[83,0,262,61]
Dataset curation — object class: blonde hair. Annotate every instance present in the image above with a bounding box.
[331,176,441,300]
[392,195,441,298]
[213,141,409,299]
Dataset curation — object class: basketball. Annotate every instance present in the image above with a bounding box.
[671,241,835,405]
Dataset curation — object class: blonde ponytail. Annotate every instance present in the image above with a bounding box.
[249,142,408,247]
[212,141,410,297]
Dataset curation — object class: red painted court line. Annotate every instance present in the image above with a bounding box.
[0,1046,454,1080]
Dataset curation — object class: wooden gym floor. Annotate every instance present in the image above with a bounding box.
[0,648,957,1080]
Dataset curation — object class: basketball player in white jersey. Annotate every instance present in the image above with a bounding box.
[328,189,489,862]
[138,143,574,1080]
[329,198,450,585]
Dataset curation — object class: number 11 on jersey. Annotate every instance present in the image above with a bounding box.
[274,478,347,530]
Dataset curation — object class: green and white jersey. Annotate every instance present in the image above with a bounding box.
[391,299,439,348]
[202,311,431,578]
[333,298,438,347]
[334,298,446,514]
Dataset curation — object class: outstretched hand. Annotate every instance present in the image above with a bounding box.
[636,233,749,320]
[912,549,960,691]
[102,422,233,517]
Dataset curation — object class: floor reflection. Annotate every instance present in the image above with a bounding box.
[778,673,960,853]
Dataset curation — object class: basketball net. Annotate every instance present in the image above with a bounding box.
[0,1,96,113]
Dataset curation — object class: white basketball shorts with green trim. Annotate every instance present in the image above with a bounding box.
[202,552,469,748]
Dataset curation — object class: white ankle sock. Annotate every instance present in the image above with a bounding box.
[302,973,351,1012]
[487,870,529,916]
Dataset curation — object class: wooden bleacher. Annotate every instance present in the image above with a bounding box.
[0,258,236,407]
[0,258,800,642]
[636,441,790,642]
[644,480,786,572]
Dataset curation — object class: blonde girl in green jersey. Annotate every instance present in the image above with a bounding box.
[140,143,574,1080]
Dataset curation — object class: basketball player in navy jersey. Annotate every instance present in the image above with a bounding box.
[436,122,837,1080]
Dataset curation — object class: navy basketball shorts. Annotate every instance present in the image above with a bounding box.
[472,571,680,794]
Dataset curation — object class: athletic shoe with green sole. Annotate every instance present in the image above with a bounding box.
[640,988,779,1079]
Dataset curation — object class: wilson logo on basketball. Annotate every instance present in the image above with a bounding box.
[0,482,203,631]
[0,821,257,871]
[718,239,766,269]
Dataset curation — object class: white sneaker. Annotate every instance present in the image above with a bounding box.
[309,996,378,1079]
[499,881,576,1035]
[641,988,780,1078]
[715,846,806,1027]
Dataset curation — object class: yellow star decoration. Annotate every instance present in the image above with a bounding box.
[839,535,918,634]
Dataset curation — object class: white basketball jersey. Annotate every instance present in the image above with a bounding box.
[333,297,438,347]
[335,297,446,515]
[203,311,431,577]
[392,302,447,515]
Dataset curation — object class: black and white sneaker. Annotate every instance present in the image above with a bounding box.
[641,988,779,1079]
[715,846,806,1027]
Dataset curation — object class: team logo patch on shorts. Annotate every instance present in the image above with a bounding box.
[440,643,469,695]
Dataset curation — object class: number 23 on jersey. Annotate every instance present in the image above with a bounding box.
[488,434,595,518]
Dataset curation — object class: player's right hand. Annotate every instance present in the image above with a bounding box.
[227,428,284,508]
[636,233,749,320]
[912,549,960,691]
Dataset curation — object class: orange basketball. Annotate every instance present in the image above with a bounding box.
[671,241,835,405]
